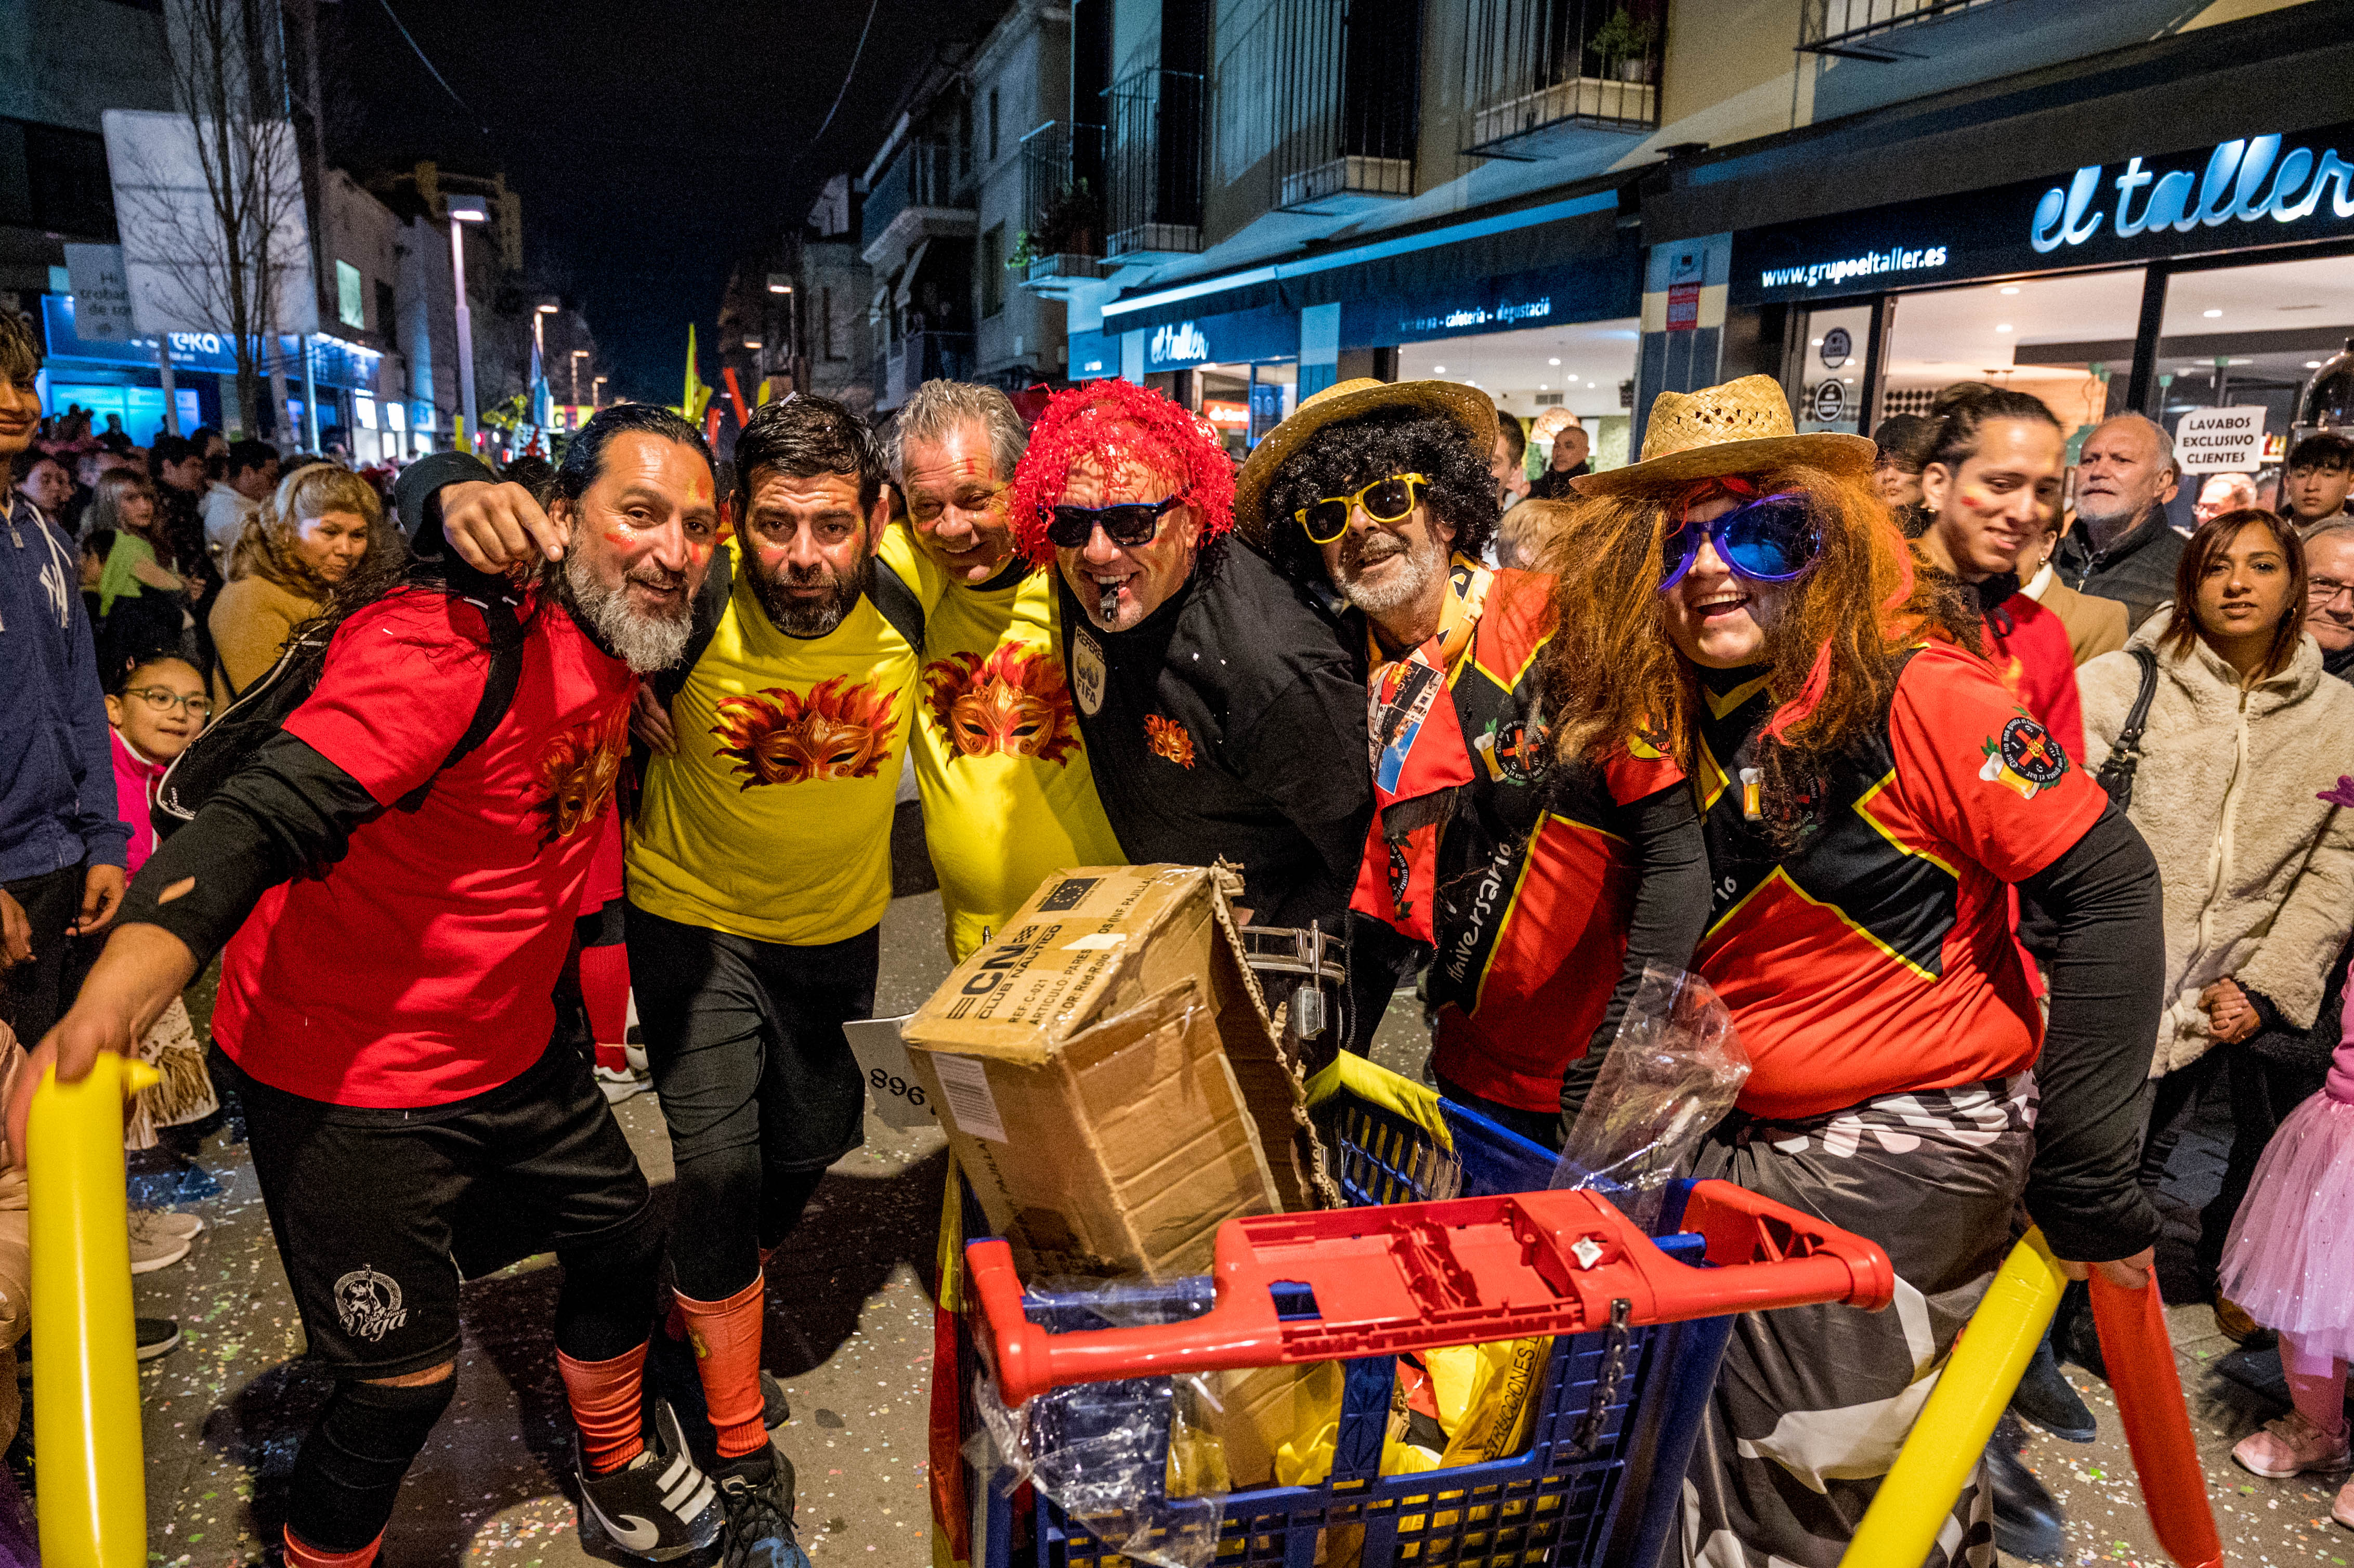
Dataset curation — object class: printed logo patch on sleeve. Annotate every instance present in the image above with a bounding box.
[1979,712,2068,800]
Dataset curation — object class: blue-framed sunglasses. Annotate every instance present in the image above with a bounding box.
[1659,491,1822,591]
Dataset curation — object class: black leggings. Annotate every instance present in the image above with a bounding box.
[625,904,877,1302]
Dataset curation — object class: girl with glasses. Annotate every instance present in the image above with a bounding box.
[1537,375,2166,1568]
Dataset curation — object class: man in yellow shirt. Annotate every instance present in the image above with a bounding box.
[890,380,1123,959]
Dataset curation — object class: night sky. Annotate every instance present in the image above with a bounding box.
[320,0,1008,401]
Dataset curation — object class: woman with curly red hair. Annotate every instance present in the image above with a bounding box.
[1011,378,1381,1045]
[1539,376,2166,1568]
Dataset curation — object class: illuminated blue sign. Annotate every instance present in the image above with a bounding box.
[1733,117,2354,308]
[2032,133,2354,254]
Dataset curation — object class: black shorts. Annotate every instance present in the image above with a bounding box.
[622,904,875,1175]
[215,1038,654,1379]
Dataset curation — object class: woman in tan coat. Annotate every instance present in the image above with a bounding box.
[2080,507,2354,1288]
[208,463,387,703]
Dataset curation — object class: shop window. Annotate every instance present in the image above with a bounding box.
[2155,256,2354,522]
[1786,303,1874,437]
[1874,269,2144,443]
[336,261,366,330]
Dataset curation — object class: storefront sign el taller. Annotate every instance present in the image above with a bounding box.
[1732,118,2354,308]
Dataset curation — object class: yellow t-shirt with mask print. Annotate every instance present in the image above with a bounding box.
[629,525,946,945]
[910,560,1125,959]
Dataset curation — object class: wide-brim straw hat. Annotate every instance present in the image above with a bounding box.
[1235,378,1499,548]
[1571,374,1876,498]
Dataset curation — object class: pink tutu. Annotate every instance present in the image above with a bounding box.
[2217,1089,2354,1365]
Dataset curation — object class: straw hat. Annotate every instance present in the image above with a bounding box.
[1235,378,1499,549]
[1570,375,1876,498]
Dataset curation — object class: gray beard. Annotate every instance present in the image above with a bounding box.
[753,555,871,638]
[2075,498,2153,548]
[1338,530,1446,615]
[558,551,692,673]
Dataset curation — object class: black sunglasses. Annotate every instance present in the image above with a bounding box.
[1043,495,1181,549]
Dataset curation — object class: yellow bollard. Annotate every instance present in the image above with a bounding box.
[1839,1228,2069,1568]
[27,1054,160,1567]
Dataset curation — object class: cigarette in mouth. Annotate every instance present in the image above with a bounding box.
[1098,581,1120,622]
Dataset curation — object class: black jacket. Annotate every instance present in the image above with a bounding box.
[2053,513,2183,632]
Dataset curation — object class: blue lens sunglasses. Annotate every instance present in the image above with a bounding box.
[1658,490,1823,592]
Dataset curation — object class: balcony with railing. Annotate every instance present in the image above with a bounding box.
[1105,68,1206,263]
[1796,0,2024,59]
[1266,0,1421,215]
[1015,121,1108,298]
[881,330,975,412]
[860,138,976,271]
[1461,0,1664,159]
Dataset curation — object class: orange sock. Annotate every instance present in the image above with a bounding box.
[282,1527,383,1567]
[557,1342,648,1475]
[671,1274,768,1459]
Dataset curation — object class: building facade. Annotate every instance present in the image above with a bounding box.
[985,0,2342,480]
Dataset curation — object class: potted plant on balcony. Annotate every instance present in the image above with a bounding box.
[1011,178,1105,278]
[1591,8,1657,84]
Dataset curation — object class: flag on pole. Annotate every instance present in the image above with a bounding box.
[703,402,722,447]
[722,368,750,427]
[683,325,712,422]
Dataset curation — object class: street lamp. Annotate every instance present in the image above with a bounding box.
[592,375,607,408]
[570,348,587,407]
[447,194,489,451]
[767,273,793,295]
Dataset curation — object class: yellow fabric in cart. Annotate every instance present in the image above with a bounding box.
[1280,1054,1549,1486]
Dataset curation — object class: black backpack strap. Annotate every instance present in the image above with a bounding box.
[395,594,527,812]
[870,555,925,656]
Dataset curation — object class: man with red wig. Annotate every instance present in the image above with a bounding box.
[1008,378,1380,1043]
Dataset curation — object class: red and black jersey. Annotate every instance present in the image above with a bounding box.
[1692,638,2106,1120]
[1351,564,1683,1112]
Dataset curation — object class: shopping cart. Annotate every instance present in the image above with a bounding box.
[956,1081,1892,1568]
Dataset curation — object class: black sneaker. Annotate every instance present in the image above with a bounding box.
[716,1445,810,1568]
[2009,1334,2097,1443]
[576,1398,724,1564]
[136,1317,180,1362]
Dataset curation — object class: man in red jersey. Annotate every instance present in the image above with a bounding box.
[11,406,740,1568]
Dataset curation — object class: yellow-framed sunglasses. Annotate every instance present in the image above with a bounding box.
[1294,473,1430,545]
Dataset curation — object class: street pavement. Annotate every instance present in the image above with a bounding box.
[50,873,2350,1566]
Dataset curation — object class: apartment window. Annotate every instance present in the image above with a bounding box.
[336,260,365,329]
[982,225,1005,319]
[821,286,839,360]
[989,89,1001,164]
[376,279,397,335]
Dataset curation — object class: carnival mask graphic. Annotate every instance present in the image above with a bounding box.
[924,644,1081,763]
[712,677,900,787]
[533,706,630,844]
[1144,713,1196,769]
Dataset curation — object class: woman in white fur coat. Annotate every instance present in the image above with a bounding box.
[2080,506,2354,1211]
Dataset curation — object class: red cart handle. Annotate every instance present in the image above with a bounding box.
[968,1180,1893,1407]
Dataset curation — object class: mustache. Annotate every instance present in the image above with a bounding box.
[1340,531,1409,574]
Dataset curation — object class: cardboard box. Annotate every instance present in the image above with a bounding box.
[904,864,1327,1282]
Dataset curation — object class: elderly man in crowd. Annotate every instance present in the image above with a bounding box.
[1236,379,1707,1146]
[889,380,1124,959]
[1526,410,1591,501]
[2052,412,2182,629]
[2195,472,2259,527]
[2306,519,2354,683]
[1008,377,1382,1047]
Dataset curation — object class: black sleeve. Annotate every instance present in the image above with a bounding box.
[2017,801,2167,1262]
[2239,984,2286,1038]
[115,731,384,970]
[393,450,499,559]
[1557,781,1712,1131]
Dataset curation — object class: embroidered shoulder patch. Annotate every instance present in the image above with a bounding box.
[1979,711,2067,799]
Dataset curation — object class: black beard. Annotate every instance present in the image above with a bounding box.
[752,553,872,638]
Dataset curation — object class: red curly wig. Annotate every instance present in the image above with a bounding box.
[1008,378,1235,566]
